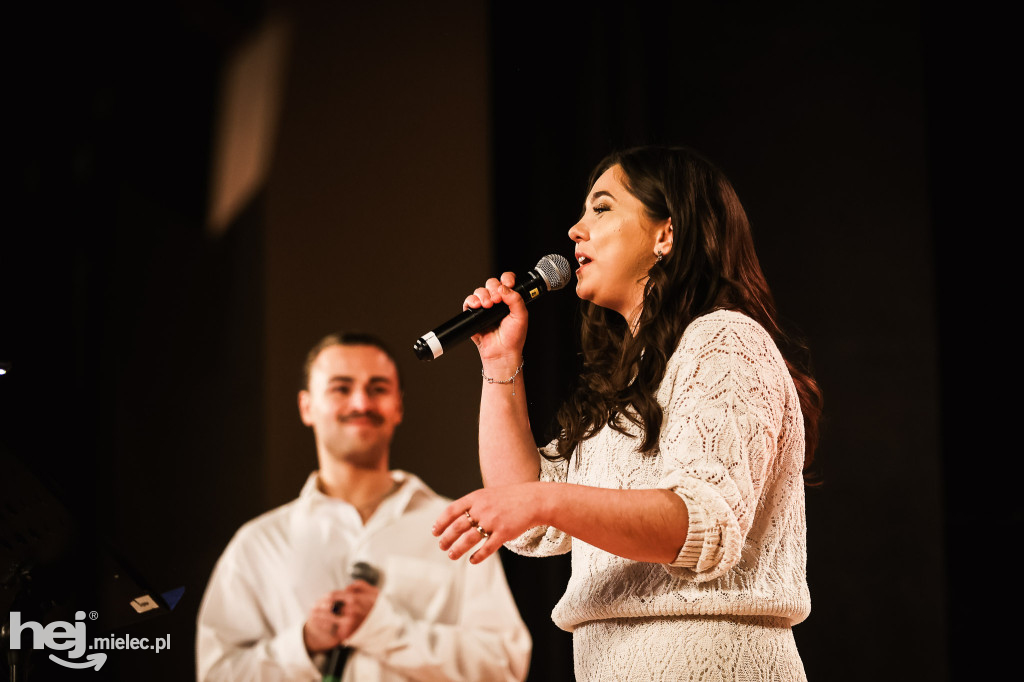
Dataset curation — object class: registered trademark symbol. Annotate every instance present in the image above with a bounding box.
[89,611,99,620]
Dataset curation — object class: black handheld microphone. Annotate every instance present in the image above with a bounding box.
[412,254,572,361]
[322,561,381,682]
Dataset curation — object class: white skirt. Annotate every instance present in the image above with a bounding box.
[572,615,807,681]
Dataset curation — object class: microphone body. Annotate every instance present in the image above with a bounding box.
[413,254,571,361]
[322,562,381,682]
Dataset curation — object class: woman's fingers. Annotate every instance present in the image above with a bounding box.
[462,274,521,307]
[460,272,529,357]
[432,498,467,537]
[484,274,520,306]
[444,526,488,561]
[464,286,492,311]
[433,494,506,563]
[436,510,478,551]
[469,536,502,564]
[443,518,502,564]
[492,274,527,317]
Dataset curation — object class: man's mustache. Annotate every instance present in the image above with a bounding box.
[339,411,385,425]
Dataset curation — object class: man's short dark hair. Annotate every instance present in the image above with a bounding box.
[302,332,403,391]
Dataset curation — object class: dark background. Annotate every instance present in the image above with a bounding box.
[2,0,1011,679]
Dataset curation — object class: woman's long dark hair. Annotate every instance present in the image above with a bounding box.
[553,146,822,474]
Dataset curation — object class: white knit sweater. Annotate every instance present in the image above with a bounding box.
[506,309,810,632]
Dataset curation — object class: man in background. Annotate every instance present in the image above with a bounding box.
[196,332,531,681]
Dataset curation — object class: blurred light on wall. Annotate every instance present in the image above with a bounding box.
[207,13,291,236]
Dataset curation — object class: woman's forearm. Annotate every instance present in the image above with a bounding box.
[538,483,689,563]
[434,479,689,565]
[478,357,540,487]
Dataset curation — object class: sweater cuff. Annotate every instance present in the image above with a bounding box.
[659,471,741,581]
[504,523,572,557]
[673,498,707,569]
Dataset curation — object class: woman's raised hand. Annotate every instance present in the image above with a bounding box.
[463,271,528,364]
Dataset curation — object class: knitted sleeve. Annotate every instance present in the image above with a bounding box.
[657,313,792,582]
[502,441,572,557]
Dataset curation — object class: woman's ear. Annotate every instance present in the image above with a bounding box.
[654,220,673,257]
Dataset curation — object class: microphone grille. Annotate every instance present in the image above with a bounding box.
[535,254,572,291]
[350,561,381,586]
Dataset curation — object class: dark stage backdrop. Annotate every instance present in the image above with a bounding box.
[5,0,1009,680]
[4,2,272,680]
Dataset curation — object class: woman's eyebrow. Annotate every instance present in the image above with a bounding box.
[584,189,615,210]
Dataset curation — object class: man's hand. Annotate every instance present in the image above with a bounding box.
[303,581,380,654]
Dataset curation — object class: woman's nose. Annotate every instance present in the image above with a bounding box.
[568,219,585,242]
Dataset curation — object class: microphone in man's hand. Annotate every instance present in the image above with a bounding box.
[322,561,381,682]
[412,254,572,361]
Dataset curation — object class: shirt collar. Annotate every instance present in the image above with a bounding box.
[298,469,435,518]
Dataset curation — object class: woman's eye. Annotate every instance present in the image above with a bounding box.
[593,205,609,214]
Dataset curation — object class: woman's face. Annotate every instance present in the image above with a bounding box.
[568,165,671,320]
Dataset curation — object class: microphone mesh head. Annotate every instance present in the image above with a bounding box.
[535,254,572,291]
[351,561,381,586]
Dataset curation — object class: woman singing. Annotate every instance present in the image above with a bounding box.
[433,145,821,680]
